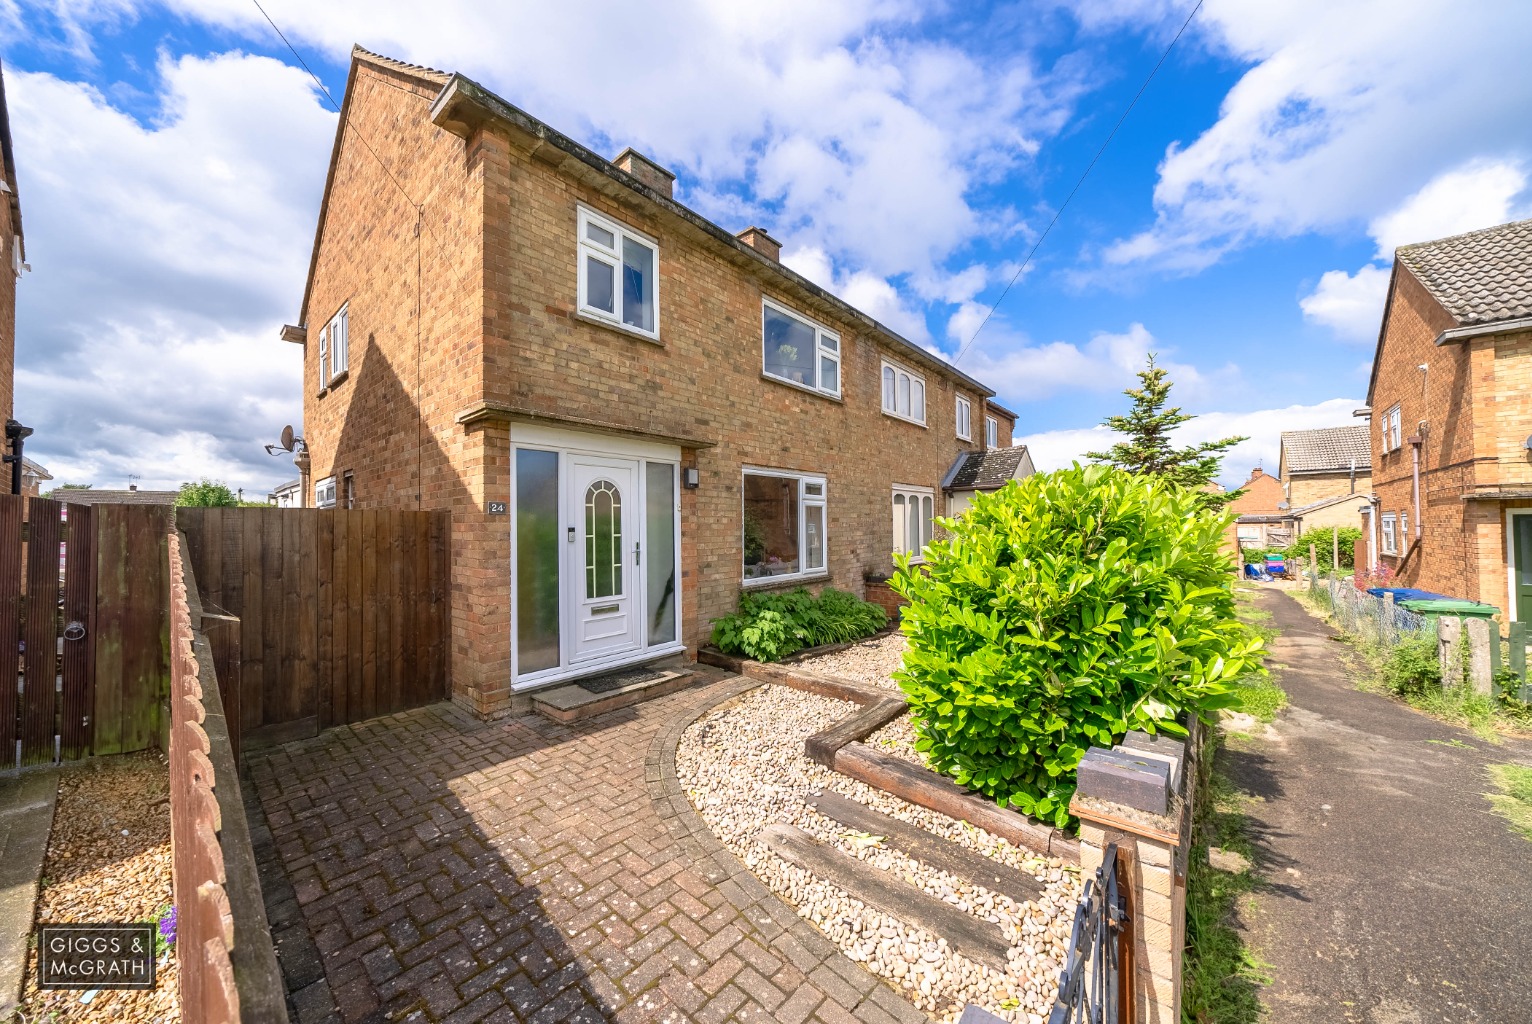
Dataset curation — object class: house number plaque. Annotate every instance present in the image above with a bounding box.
[487,501,508,515]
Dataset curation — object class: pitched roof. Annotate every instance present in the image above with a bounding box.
[1396,217,1532,327]
[297,46,1000,400]
[56,489,178,506]
[943,446,1034,491]
[1279,425,1371,475]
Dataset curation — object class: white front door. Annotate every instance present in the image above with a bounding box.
[568,456,642,664]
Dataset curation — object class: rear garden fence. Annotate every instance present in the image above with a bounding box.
[1323,574,1429,651]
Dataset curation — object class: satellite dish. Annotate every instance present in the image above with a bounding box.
[279,425,296,452]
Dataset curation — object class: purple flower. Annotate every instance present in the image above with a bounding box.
[159,906,177,946]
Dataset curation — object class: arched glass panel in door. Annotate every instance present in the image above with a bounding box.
[585,480,623,598]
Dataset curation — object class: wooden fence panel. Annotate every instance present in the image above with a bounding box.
[60,503,96,761]
[92,504,171,756]
[0,495,24,763]
[19,497,62,765]
[177,508,450,748]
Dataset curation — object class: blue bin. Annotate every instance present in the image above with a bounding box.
[1366,587,1452,602]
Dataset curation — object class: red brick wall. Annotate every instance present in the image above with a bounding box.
[1224,468,1285,551]
[302,59,997,713]
[0,186,15,425]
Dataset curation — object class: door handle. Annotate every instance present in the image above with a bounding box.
[634,542,641,565]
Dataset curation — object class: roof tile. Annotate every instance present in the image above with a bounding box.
[1396,218,1532,326]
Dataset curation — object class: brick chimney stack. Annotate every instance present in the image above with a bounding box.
[735,226,782,262]
[612,148,675,200]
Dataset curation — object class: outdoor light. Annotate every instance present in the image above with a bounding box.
[684,467,700,489]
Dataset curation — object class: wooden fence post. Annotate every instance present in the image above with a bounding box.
[1466,619,1493,696]
[1309,542,1317,588]
[1332,531,1340,574]
[1438,616,1463,689]
[1382,592,1396,647]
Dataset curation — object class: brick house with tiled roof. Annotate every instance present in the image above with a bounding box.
[1363,217,1532,619]
[1278,425,1371,509]
[282,47,1019,715]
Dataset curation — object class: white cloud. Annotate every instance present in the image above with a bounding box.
[964,321,1236,404]
[1103,1,1532,270]
[9,52,335,490]
[1298,264,1390,342]
[1016,396,1362,488]
[1300,158,1529,341]
[1367,158,1529,257]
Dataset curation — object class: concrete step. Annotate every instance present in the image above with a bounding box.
[532,659,701,724]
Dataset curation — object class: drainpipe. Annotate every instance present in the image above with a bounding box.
[1349,457,1356,495]
[4,419,33,496]
[1409,434,1423,545]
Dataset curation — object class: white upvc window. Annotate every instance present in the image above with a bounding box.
[892,486,934,562]
[985,415,999,449]
[314,475,337,509]
[319,303,349,389]
[955,396,972,440]
[742,468,827,585]
[762,299,840,397]
[881,360,926,425]
[577,205,659,339]
[1383,404,1402,453]
[1381,513,1397,555]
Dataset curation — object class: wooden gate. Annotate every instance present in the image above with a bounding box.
[0,494,170,769]
[178,507,450,749]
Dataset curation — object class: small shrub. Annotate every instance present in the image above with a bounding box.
[1283,526,1362,573]
[893,464,1263,828]
[710,587,886,662]
[1381,633,1441,696]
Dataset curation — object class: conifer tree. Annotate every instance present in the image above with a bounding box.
[1087,355,1245,507]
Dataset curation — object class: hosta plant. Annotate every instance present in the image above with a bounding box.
[891,463,1261,828]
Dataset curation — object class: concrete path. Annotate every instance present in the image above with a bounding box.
[1232,589,1532,1024]
[0,769,58,1015]
[243,674,926,1024]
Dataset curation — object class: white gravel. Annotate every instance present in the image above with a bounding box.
[677,684,1079,1023]
[795,632,908,692]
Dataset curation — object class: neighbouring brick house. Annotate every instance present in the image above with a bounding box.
[1363,217,1532,618]
[1278,425,1371,508]
[1226,467,1286,552]
[2,58,25,427]
[283,47,1018,715]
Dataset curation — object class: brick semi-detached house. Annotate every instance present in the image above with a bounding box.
[1363,217,1532,619]
[283,48,1020,715]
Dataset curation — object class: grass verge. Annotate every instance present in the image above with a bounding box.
[1182,740,1272,1023]
[1485,762,1532,840]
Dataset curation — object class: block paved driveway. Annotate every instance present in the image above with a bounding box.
[243,673,926,1024]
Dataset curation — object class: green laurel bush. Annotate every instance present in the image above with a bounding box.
[891,464,1261,828]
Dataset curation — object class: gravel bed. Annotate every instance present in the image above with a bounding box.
[795,632,908,692]
[677,684,1079,1023]
[20,752,178,1024]
[866,713,925,765]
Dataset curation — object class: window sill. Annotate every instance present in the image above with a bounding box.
[574,309,661,345]
[317,369,349,397]
[760,373,842,403]
[741,569,830,590]
[881,410,928,428]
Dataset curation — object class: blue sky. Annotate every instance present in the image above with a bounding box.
[4,0,1531,492]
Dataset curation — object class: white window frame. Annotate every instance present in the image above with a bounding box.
[760,298,841,398]
[985,415,999,449]
[1381,513,1397,555]
[892,485,935,563]
[741,467,828,588]
[576,205,660,341]
[318,303,348,390]
[955,396,972,441]
[880,359,927,425]
[314,475,337,509]
[1383,404,1402,453]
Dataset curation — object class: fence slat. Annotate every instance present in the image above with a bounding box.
[60,503,96,760]
[92,505,127,755]
[119,506,169,754]
[316,510,335,729]
[20,498,62,765]
[332,511,349,727]
[362,509,379,720]
[0,495,24,766]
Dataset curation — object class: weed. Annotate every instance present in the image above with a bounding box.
[1485,763,1532,840]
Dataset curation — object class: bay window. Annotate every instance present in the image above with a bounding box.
[742,469,827,584]
[577,206,658,338]
[762,299,840,397]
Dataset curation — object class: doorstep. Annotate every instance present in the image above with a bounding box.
[532,658,710,724]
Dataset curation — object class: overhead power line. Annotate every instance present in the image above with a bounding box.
[953,0,1205,368]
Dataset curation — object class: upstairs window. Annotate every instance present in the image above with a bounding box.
[762,299,840,397]
[985,415,998,449]
[955,396,972,440]
[1382,404,1403,453]
[881,360,926,425]
[319,303,349,389]
[578,206,658,338]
